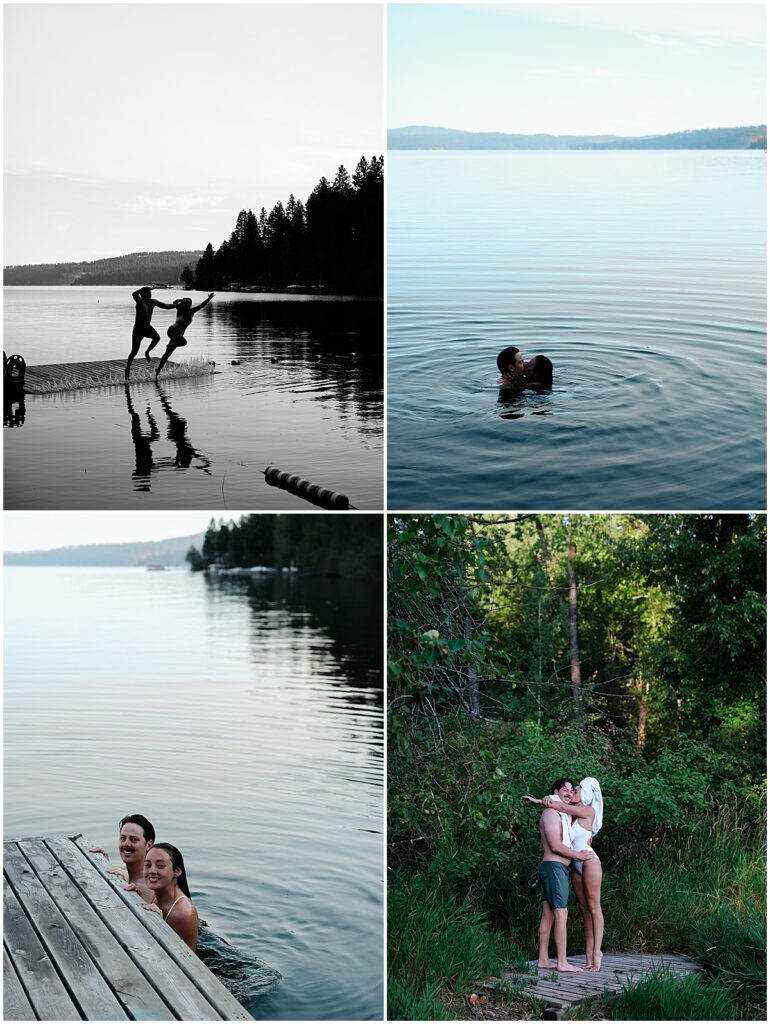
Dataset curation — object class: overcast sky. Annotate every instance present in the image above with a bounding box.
[4,3,384,265]
[389,3,766,136]
[3,512,229,552]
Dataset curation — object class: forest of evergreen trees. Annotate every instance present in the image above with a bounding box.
[186,514,382,580]
[190,156,383,295]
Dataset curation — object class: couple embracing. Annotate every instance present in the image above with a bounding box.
[522,777,604,972]
[90,813,199,951]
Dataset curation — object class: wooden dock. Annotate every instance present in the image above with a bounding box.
[484,952,701,1019]
[3,834,253,1021]
[23,360,213,394]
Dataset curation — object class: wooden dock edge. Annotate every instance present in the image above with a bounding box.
[4,834,254,1021]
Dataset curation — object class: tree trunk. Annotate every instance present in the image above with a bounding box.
[567,543,584,725]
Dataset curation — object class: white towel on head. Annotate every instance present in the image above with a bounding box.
[579,776,603,834]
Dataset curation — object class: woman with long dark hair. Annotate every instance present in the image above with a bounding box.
[136,842,199,950]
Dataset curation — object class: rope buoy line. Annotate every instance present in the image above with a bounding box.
[264,466,355,510]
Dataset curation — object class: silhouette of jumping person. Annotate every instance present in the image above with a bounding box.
[155,294,215,379]
[125,385,159,490]
[156,384,212,474]
[127,287,175,380]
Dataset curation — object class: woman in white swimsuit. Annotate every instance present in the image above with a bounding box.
[137,842,199,951]
[542,778,604,971]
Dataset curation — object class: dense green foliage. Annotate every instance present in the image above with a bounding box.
[194,156,383,295]
[187,514,382,580]
[607,969,737,1021]
[388,514,766,1019]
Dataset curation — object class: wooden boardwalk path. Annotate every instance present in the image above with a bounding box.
[24,360,212,393]
[484,952,701,1019]
[3,834,252,1021]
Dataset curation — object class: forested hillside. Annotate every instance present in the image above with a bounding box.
[186,514,382,580]
[4,251,202,286]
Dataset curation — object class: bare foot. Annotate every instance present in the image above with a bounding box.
[557,962,583,973]
[145,351,151,361]
[537,959,557,969]
[591,952,603,972]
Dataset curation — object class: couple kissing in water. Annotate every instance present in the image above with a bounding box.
[91,813,199,951]
[522,776,604,972]
[497,346,553,390]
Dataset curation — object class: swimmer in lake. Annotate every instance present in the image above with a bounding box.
[127,287,175,380]
[155,294,215,379]
[497,346,525,387]
[523,355,553,389]
[133,842,199,951]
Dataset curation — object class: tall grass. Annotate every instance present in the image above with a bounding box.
[388,870,529,1021]
[391,811,766,1020]
[609,968,737,1021]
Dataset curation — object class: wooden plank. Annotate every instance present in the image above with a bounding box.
[19,839,175,1022]
[3,882,80,1021]
[4,844,128,1020]
[70,836,253,1021]
[4,945,36,1022]
[46,838,225,1021]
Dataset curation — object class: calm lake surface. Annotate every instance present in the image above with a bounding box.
[4,290,383,510]
[4,567,383,1020]
[388,151,766,509]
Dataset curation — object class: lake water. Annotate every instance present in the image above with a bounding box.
[4,566,383,1020]
[387,151,766,509]
[4,290,383,510]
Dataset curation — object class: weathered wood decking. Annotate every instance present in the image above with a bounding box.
[485,953,701,1019]
[3,834,252,1021]
[24,360,213,393]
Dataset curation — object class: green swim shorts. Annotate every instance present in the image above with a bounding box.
[538,860,570,910]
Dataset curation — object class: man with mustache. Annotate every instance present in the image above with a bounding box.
[90,813,156,901]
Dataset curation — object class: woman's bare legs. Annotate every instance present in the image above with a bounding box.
[571,869,594,968]
[582,858,604,971]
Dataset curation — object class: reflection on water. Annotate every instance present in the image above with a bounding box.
[4,292,383,509]
[5,567,383,1020]
[388,151,766,509]
[4,390,26,427]
[125,384,211,491]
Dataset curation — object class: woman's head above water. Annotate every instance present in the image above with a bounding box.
[524,354,553,387]
[144,842,191,898]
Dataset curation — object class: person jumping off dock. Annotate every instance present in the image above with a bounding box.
[126,287,175,380]
[155,293,215,379]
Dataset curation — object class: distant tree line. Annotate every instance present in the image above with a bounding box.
[186,514,382,580]
[3,251,202,287]
[190,156,383,295]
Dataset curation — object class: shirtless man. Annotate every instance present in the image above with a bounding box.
[90,813,156,901]
[155,293,215,379]
[127,288,175,380]
[534,778,593,972]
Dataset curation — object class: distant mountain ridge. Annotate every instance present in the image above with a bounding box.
[3,250,203,287]
[4,533,204,567]
[388,124,767,151]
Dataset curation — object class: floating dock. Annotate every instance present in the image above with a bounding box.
[484,952,701,1019]
[3,834,252,1021]
[23,360,213,394]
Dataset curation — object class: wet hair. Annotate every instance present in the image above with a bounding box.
[152,842,191,898]
[119,814,155,843]
[551,777,575,795]
[496,346,520,375]
[530,355,553,387]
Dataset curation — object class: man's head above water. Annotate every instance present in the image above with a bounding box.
[497,346,524,375]
[118,814,155,867]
